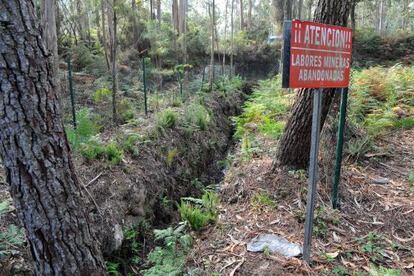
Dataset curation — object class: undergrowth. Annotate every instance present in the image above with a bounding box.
[0,200,25,258]
[143,223,192,276]
[348,65,414,160]
[178,191,219,231]
[234,76,288,140]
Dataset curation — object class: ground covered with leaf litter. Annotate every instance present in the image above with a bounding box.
[187,116,414,275]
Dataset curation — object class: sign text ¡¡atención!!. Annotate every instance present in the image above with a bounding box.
[283,20,353,88]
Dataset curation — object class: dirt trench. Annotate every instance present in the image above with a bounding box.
[77,85,253,257]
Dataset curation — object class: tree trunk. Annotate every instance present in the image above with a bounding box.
[273,0,352,170]
[284,0,293,21]
[0,1,106,274]
[247,0,252,29]
[297,0,303,19]
[172,0,179,33]
[150,0,154,20]
[230,0,234,78]
[273,0,285,35]
[40,0,58,76]
[350,0,356,30]
[101,0,111,71]
[110,0,118,123]
[209,0,215,90]
[306,0,313,20]
[131,0,139,46]
[239,0,244,30]
[156,0,161,26]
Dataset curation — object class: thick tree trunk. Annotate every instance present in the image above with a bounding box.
[273,0,352,170]
[40,0,58,76]
[0,1,106,274]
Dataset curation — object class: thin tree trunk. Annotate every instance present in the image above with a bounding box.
[0,1,106,274]
[247,0,253,29]
[273,0,285,35]
[230,0,234,78]
[40,0,58,76]
[223,0,229,75]
[350,0,356,30]
[156,0,161,26]
[284,0,293,21]
[209,0,215,90]
[109,0,118,123]
[273,0,352,170]
[239,0,244,30]
[150,0,154,20]
[297,0,303,19]
[131,0,139,46]
[101,0,110,71]
[306,0,314,20]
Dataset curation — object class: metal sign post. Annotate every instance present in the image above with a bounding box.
[303,88,322,262]
[67,53,76,130]
[281,19,353,263]
[332,88,349,209]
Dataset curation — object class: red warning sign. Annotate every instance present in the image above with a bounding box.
[283,20,353,88]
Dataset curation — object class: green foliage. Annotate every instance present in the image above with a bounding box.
[66,108,100,148]
[369,265,401,276]
[166,148,178,167]
[106,261,121,276]
[0,200,25,258]
[408,171,414,184]
[121,133,143,156]
[251,190,277,211]
[214,76,245,93]
[240,134,262,161]
[80,140,124,165]
[348,65,414,160]
[93,88,112,103]
[156,109,177,130]
[331,265,350,276]
[178,191,219,231]
[234,76,288,139]
[313,206,340,238]
[118,98,135,123]
[184,104,211,131]
[356,232,386,263]
[143,223,192,276]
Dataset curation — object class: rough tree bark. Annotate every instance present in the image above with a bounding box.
[273,0,352,170]
[0,1,106,275]
[40,0,58,76]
